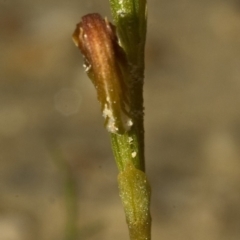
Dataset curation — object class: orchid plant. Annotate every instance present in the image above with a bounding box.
[72,1,151,239]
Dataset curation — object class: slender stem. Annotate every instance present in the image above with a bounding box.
[109,0,147,173]
[108,1,151,240]
[64,164,78,240]
[51,149,79,240]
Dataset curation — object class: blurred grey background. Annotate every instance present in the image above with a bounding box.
[1,0,240,239]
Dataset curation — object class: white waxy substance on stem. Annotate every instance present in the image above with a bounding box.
[102,102,133,134]
[102,104,118,133]
[116,9,127,18]
[127,119,133,127]
[131,151,137,158]
[83,63,91,72]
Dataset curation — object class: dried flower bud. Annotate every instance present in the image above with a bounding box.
[73,13,132,134]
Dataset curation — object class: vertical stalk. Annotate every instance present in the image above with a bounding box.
[72,0,151,239]
[109,0,147,173]
[64,164,78,240]
[109,1,151,239]
[51,149,79,240]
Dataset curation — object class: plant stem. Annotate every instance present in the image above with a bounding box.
[64,163,78,240]
[51,149,79,240]
[109,0,147,173]
[109,1,151,240]
[72,0,151,238]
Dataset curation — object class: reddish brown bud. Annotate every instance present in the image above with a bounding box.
[73,13,132,133]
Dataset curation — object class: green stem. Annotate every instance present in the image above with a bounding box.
[109,0,147,173]
[110,0,146,171]
[110,128,144,172]
[51,149,79,240]
[64,164,79,240]
[109,1,151,240]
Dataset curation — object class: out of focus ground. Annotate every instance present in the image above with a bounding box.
[1,0,240,239]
